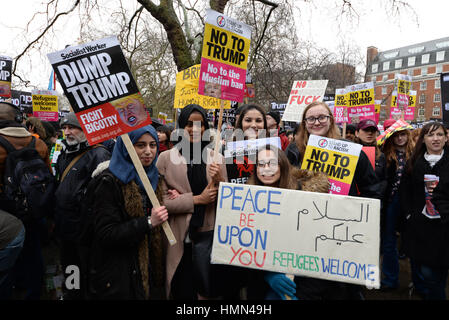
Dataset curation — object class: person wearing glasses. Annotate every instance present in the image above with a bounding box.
[285,101,381,300]
[246,144,329,300]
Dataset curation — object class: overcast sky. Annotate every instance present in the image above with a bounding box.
[1,0,448,91]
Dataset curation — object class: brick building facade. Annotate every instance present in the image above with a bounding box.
[365,37,449,123]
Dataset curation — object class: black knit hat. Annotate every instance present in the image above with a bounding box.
[267,110,281,125]
[60,112,82,129]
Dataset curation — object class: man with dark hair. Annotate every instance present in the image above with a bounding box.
[54,112,111,300]
[0,101,51,300]
[345,124,357,142]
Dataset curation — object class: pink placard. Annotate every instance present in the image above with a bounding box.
[198,58,246,102]
[33,111,58,122]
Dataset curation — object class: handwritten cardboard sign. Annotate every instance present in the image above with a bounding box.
[301,135,362,195]
[211,182,380,288]
[282,80,328,122]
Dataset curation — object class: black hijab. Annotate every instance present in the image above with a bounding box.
[177,104,210,230]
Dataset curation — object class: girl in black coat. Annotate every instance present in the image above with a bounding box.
[86,126,168,300]
[400,122,449,300]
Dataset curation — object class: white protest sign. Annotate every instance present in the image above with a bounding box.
[282,80,328,122]
[212,182,380,288]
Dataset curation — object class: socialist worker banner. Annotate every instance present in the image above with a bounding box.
[301,135,362,195]
[282,80,328,122]
[47,36,151,145]
[0,56,12,98]
[198,9,252,102]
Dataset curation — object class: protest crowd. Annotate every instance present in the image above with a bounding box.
[1,9,449,303]
[0,98,448,301]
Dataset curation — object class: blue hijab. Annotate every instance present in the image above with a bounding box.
[109,125,159,190]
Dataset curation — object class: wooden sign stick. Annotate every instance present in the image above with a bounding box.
[121,133,177,246]
[213,99,225,163]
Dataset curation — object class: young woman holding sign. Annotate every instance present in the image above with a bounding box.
[400,122,449,300]
[246,145,329,300]
[156,104,229,300]
[379,126,414,291]
[285,101,381,300]
[84,125,168,300]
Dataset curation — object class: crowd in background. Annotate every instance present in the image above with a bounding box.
[0,99,448,301]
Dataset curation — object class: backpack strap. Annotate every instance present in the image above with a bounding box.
[60,145,102,183]
[0,135,36,154]
[0,135,18,153]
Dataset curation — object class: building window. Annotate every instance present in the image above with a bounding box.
[408,56,416,66]
[408,69,414,76]
[382,86,387,95]
[434,93,441,102]
[420,81,427,90]
[421,67,427,76]
[371,76,376,83]
[419,94,426,104]
[418,107,425,116]
[383,61,390,71]
[382,74,388,82]
[433,106,441,117]
[435,79,441,89]
[436,64,443,73]
[372,64,378,73]
[395,59,402,69]
[436,51,445,62]
[422,54,430,64]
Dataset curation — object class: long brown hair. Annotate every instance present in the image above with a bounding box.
[247,144,296,189]
[407,122,447,173]
[295,101,341,163]
[382,129,414,168]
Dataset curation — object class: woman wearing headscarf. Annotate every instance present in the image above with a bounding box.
[85,125,168,300]
[156,104,228,300]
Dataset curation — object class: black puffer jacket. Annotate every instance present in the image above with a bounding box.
[400,147,449,268]
[54,141,111,242]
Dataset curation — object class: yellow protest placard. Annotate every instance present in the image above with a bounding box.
[32,90,59,121]
[174,65,231,109]
[300,135,362,195]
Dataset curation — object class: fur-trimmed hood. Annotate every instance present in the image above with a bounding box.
[92,160,110,178]
[291,168,330,194]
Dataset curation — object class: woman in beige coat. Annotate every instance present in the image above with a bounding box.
[156,104,227,300]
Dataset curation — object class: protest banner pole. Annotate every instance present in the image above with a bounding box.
[121,133,177,246]
[213,99,225,163]
[174,108,178,130]
[342,122,347,139]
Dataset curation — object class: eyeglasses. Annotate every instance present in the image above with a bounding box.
[304,115,330,125]
[257,159,279,168]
